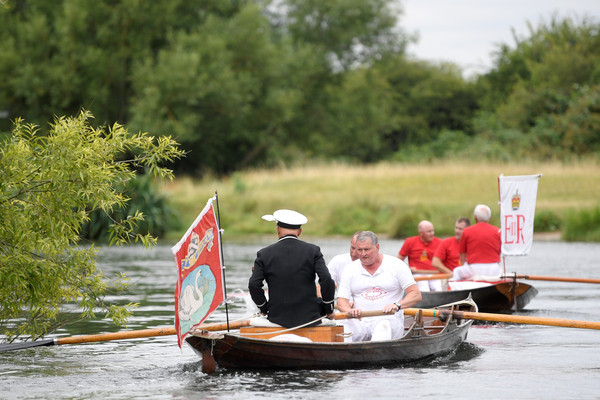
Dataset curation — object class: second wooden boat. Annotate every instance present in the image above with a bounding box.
[415,278,537,312]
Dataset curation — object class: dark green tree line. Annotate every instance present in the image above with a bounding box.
[0,0,225,127]
[1,1,599,175]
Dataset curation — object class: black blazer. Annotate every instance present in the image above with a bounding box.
[248,236,335,328]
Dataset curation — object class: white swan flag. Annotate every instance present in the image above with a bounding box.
[172,196,225,348]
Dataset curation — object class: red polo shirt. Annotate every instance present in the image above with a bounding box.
[459,222,501,264]
[434,237,462,270]
[398,236,442,271]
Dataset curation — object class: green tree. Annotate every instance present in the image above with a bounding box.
[365,55,479,156]
[475,15,600,159]
[129,2,315,175]
[275,0,412,162]
[0,110,184,341]
[0,0,234,126]
[311,66,395,162]
[280,0,409,70]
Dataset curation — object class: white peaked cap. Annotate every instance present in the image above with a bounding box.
[261,209,308,229]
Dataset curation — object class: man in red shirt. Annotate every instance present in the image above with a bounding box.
[432,217,471,274]
[398,220,442,291]
[453,204,502,280]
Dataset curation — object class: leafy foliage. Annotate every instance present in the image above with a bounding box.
[476,15,600,158]
[0,111,184,341]
[80,174,183,242]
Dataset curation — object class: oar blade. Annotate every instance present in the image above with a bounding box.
[513,274,600,284]
[0,338,56,352]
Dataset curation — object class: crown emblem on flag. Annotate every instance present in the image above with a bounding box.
[512,190,521,210]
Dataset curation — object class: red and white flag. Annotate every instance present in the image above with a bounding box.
[172,196,225,348]
[498,174,542,256]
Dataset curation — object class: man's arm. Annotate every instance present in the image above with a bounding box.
[315,250,335,317]
[432,256,452,274]
[337,297,363,318]
[459,253,467,265]
[248,257,268,314]
[399,284,422,309]
[337,297,352,313]
[315,254,335,303]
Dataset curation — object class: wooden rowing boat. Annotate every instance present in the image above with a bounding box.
[415,278,538,312]
[185,298,477,373]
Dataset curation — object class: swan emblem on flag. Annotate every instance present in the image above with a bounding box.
[178,265,215,322]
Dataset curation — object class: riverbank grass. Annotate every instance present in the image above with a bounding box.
[161,160,600,241]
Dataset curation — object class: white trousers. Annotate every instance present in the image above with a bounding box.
[452,262,502,280]
[341,315,405,342]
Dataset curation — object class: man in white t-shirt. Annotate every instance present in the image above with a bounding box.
[327,231,361,287]
[337,231,422,342]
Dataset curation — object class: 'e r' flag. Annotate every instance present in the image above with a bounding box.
[498,174,542,256]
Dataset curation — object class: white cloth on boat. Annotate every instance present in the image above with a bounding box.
[452,262,502,281]
[268,334,312,343]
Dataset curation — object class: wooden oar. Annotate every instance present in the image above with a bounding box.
[334,310,393,319]
[0,320,253,352]
[404,308,600,330]
[505,274,600,284]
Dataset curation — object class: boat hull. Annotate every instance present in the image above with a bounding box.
[416,281,538,312]
[186,299,476,372]
[187,323,470,370]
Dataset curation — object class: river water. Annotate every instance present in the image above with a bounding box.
[1,238,599,399]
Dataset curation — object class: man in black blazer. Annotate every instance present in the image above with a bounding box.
[249,209,336,328]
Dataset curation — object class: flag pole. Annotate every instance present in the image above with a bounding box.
[214,191,231,331]
[498,175,506,276]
